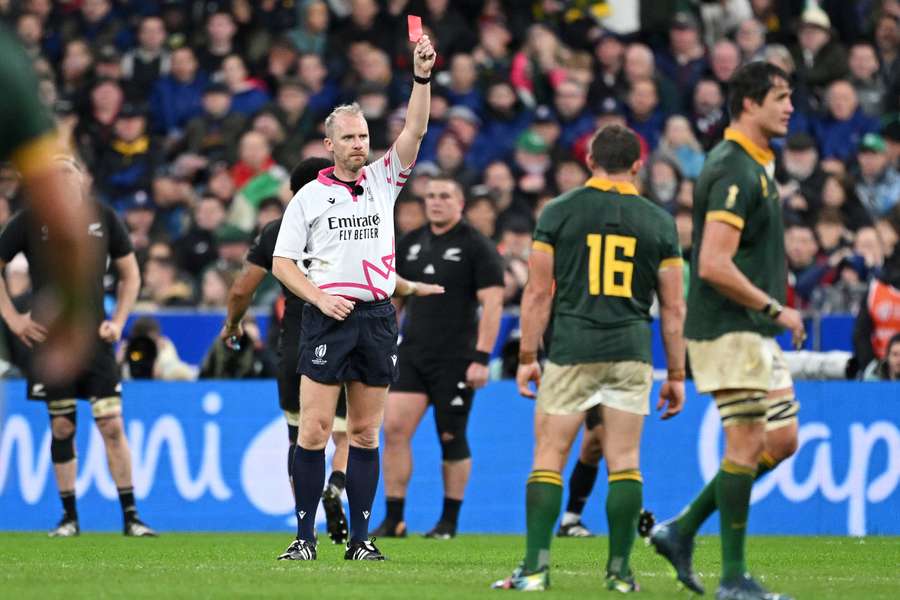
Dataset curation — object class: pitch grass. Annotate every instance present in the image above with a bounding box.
[1,533,897,599]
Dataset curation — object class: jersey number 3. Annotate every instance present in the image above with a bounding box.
[586,234,636,298]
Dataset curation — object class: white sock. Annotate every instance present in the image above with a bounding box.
[561,511,581,526]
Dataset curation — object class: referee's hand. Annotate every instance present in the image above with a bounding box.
[316,293,355,321]
[516,360,542,398]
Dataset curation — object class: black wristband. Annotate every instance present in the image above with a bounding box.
[413,74,431,85]
[473,350,490,365]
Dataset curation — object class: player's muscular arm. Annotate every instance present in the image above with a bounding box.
[466,285,503,389]
[699,221,805,345]
[657,264,686,419]
[0,258,47,347]
[395,35,435,168]
[516,250,554,397]
[272,257,354,321]
[99,253,140,343]
[221,263,267,340]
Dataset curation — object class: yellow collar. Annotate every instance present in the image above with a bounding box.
[724,127,774,167]
[584,177,638,196]
[112,136,150,156]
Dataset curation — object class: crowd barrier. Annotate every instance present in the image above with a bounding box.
[129,312,855,368]
[1,380,897,535]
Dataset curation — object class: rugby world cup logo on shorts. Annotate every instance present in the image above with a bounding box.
[312,344,328,365]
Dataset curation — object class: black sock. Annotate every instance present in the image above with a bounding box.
[117,487,137,522]
[328,470,346,491]
[386,496,405,523]
[292,446,326,543]
[287,425,299,478]
[440,497,462,527]
[566,460,600,515]
[346,445,379,542]
[60,490,77,521]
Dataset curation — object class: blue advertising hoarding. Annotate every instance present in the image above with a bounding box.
[1,380,897,535]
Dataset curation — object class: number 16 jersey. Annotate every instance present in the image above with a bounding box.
[532,177,681,365]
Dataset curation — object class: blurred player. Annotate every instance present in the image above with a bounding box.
[0,26,97,384]
[272,35,435,561]
[650,62,802,600]
[494,125,686,591]
[222,158,442,546]
[0,156,155,537]
[373,176,504,540]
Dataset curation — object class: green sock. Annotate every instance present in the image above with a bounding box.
[524,470,563,572]
[606,470,643,577]
[676,452,778,537]
[716,460,756,581]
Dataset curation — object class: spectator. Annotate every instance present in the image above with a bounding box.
[122,16,171,100]
[854,225,887,276]
[200,266,236,309]
[623,42,681,116]
[222,54,271,118]
[820,172,872,232]
[445,53,483,114]
[271,77,315,158]
[256,196,284,230]
[395,196,426,237]
[497,217,532,307]
[120,194,157,256]
[512,130,552,199]
[174,195,226,279]
[355,83,390,151]
[876,213,900,257]
[510,24,569,107]
[654,12,709,107]
[785,222,831,306]
[626,78,665,150]
[690,78,727,151]
[708,39,741,93]
[61,0,132,52]
[122,316,196,380]
[862,332,900,380]
[471,18,513,82]
[735,18,768,63]
[435,131,478,189]
[444,105,480,153]
[197,11,241,76]
[297,52,339,118]
[656,115,705,179]
[884,120,900,170]
[75,77,123,168]
[152,167,197,238]
[227,131,288,231]
[791,6,849,98]
[848,42,887,118]
[95,104,160,210]
[643,155,682,213]
[422,0,476,58]
[464,187,498,240]
[529,104,562,157]
[779,132,828,226]
[483,160,534,235]
[59,38,94,101]
[553,159,588,195]
[853,247,900,374]
[468,79,532,170]
[588,31,626,106]
[874,13,900,112]
[182,82,246,166]
[814,207,852,256]
[811,79,879,162]
[16,13,45,61]
[94,44,124,82]
[215,224,253,266]
[333,0,393,57]
[855,133,900,218]
[289,0,329,56]
[139,256,194,308]
[149,46,208,137]
[553,79,594,151]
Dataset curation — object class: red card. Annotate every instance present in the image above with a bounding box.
[408,15,423,42]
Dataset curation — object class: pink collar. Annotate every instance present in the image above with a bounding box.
[316,167,367,201]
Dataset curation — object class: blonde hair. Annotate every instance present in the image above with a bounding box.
[324,103,364,138]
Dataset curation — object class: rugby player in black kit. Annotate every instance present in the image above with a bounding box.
[0,156,155,537]
[221,157,442,546]
[373,176,504,539]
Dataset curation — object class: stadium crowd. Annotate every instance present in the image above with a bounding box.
[0,0,899,378]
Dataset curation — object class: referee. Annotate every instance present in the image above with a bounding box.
[272,35,436,561]
[373,176,504,540]
[222,157,442,548]
[0,155,155,537]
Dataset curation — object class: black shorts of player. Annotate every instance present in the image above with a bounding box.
[278,310,347,418]
[393,348,475,432]
[27,341,120,402]
[298,299,399,386]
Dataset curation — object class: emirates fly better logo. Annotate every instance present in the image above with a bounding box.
[312,344,327,366]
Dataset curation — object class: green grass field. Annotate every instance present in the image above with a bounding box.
[1,533,897,599]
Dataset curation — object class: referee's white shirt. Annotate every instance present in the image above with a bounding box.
[273,145,412,302]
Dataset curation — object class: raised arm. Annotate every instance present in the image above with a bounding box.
[394,35,436,169]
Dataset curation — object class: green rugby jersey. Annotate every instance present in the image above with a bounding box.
[0,26,56,171]
[685,128,786,341]
[533,177,682,365]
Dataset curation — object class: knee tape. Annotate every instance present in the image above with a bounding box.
[50,413,77,464]
[716,391,767,425]
[765,395,800,431]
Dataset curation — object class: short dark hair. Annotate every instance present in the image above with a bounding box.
[290,157,332,194]
[727,61,790,118]
[427,175,465,200]
[589,125,640,174]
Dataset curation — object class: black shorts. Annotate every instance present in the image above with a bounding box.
[298,299,398,386]
[278,311,346,418]
[393,348,475,420]
[27,341,120,402]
